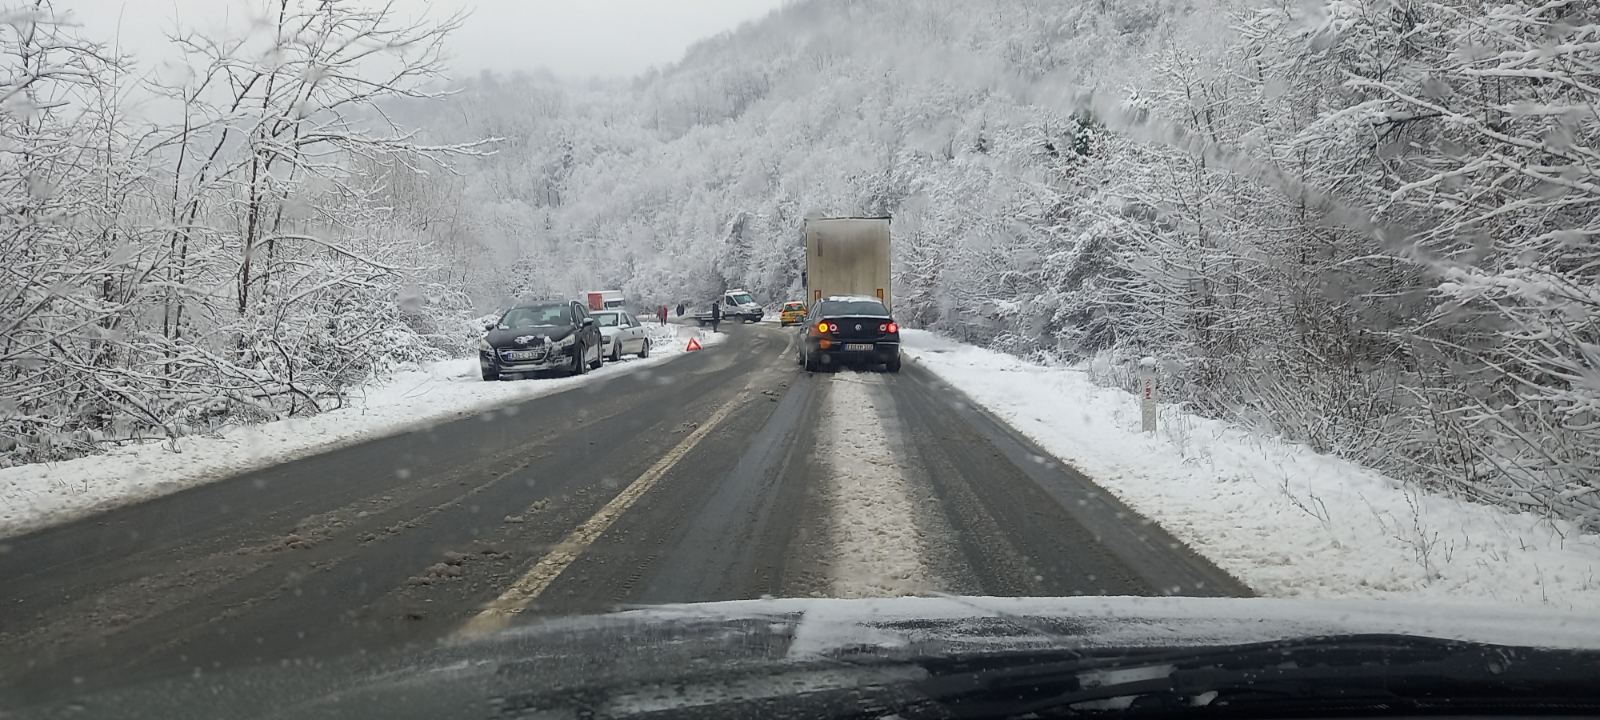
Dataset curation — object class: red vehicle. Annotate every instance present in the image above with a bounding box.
[584,290,625,311]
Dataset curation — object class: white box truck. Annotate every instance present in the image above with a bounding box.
[803,217,891,310]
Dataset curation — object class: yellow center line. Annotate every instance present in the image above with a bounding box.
[456,389,749,639]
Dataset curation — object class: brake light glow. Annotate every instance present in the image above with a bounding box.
[816,321,831,334]
[885,322,899,334]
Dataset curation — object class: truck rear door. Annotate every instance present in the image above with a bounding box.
[804,218,891,310]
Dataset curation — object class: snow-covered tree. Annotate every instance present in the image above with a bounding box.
[1,0,488,464]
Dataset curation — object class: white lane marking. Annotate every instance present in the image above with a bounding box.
[457,390,748,638]
[818,374,937,597]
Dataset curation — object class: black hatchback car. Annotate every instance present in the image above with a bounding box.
[797,296,901,372]
[479,300,605,380]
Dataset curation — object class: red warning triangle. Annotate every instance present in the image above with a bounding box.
[686,337,703,352]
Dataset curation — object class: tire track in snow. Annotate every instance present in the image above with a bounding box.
[817,374,938,598]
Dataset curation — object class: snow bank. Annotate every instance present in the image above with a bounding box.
[0,325,723,539]
[900,330,1600,612]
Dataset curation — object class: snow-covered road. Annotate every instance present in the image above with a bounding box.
[0,324,722,538]
[8,321,1598,706]
[817,373,938,597]
[5,322,1594,616]
[1,322,1247,700]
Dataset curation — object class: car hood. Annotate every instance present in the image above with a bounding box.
[20,596,1600,719]
[485,325,574,347]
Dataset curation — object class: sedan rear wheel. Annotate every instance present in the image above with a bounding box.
[638,339,650,359]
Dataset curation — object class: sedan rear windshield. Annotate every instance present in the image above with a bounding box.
[818,300,889,316]
[500,304,572,328]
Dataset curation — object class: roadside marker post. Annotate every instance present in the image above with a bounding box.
[1139,356,1158,433]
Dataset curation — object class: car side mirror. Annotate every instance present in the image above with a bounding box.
[483,321,496,331]
[581,317,596,328]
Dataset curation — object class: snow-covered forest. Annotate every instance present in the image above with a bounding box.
[2,0,488,465]
[4,0,1597,529]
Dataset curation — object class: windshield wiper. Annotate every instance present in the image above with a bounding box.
[892,634,1600,719]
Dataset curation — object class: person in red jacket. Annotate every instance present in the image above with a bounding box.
[657,305,668,325]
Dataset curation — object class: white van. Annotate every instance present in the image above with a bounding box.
[694,289,764,324]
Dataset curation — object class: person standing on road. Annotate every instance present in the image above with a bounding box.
[657,304,668,325]
[676,302,685,317]
[709,300,722,333]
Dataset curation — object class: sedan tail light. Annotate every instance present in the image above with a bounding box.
[816,321,832,334]
[885,322,899,334]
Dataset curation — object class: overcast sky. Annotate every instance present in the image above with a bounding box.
[65,0,788,79]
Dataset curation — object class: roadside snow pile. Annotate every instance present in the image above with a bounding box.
[0,326,723,538]
[901,330,1600,612]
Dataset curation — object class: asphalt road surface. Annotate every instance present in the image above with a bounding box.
[0,322,1247,706]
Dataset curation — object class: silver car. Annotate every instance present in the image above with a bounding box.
[591,310,652,361]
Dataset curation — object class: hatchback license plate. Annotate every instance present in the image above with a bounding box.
[504,350,541,361]
[845,343,874,352]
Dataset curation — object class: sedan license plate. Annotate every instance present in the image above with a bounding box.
[844,343,874,352]
[504,350,541,361]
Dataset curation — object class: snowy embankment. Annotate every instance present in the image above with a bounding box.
[900,330,1600,612]
[0,324,721,539]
